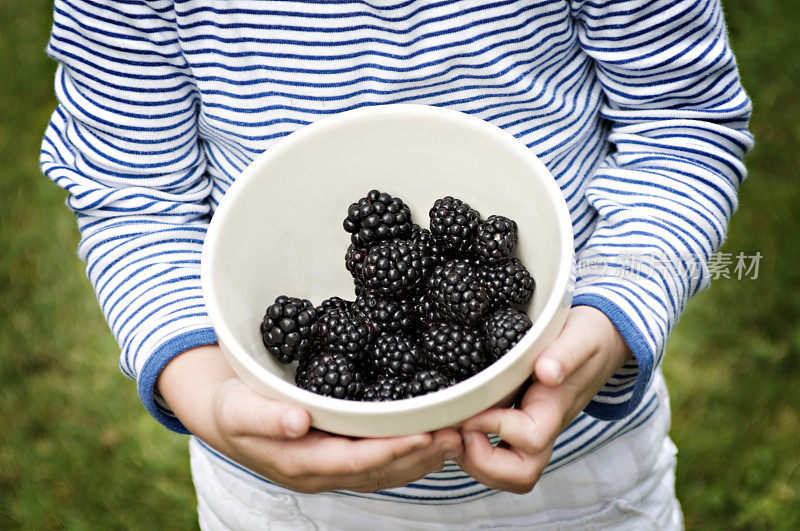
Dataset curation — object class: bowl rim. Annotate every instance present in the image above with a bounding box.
[201,103,575,415]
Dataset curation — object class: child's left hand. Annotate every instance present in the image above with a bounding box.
[455,306,632,494]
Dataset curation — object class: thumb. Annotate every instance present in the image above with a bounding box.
[534,306,612,386]
[214,379,311,440]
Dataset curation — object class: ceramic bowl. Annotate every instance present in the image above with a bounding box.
[201,104,574,437]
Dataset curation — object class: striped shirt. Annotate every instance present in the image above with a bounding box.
[40,0,752,504]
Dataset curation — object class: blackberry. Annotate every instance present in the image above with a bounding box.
[343,189,413,248]
[316,296,352,317]
[317,308,374,360]
[421,323,487,380]
[353,292,415,334]
[364,333,424,378]
[429,196,481,253]
[354,283,369,297]
[408,369,452,397]
[484,307,532,362]
[344,244,368,291]
[475,215,517,264]
[482,258,535,307]
[362,240,430,298]
[414,290,444,325]
[426,259,491,325]
[362,376,410,401]
[296,352,364,399]
[411,224,448,269]
[260,296,319,364]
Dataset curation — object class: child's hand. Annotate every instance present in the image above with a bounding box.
[157,345,463,493]
[455,306,631,494]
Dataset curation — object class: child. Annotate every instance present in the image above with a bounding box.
[41,0,752,528]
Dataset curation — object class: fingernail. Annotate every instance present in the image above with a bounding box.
[442,444,462,461]
[282,409,306,438]
[540,357,563,385]
[463,431,475,446]
[410,434,429,449]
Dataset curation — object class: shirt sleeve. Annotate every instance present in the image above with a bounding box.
[39,0,217,434]
[569,0,754,420]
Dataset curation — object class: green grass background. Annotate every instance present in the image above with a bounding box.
[1,1,798,529]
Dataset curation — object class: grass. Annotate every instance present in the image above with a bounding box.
[662,2,800,528]
[0,2,196,529]
[1,0,798,529]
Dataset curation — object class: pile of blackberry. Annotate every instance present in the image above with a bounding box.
[259,190,535,401]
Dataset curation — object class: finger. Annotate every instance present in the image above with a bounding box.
[464,385,566,454]
[331,428,462,482]
[524,360,604,435]
[288,429,460,492]
[277,431,433,478]
[346,429,463,492]
[460,408,541,454]
[456,430,544,494]
[214,379,311,439]
[534,307,602,386]
[458,384,568,493]
[346,444,451,492]
[429,427,464,461]
[347,453,446,492]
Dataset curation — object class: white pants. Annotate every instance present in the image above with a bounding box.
[189,375,682,530]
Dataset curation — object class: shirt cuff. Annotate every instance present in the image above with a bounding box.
[571,293,655,421]
[137,327,218,434]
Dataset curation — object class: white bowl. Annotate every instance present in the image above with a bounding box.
[202,104,574,437]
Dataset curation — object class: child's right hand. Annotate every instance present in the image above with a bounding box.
[157,345,463,493]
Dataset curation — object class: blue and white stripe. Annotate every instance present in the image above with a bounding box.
[41,0,752,504]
